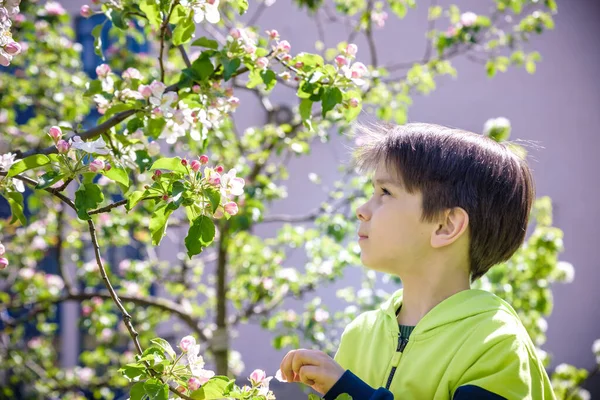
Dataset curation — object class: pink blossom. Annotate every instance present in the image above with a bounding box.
[82,305,92,316]
[48,126,62,142]
[56,139,70,154]
[276,40,291,53]
[349,98,360,108]
[28,337,42,349]
[0,257,8,269]
[314,308,330,322]
[19,268,35,279]
[80,5,92,18]
[45,1,66,16]
[92,296,103,306]
[138,84,153,98]
[199,155,209,164]
[243,44,256,54]
[215,165,224,174]
[281,54,292,62]
[445,26,458,38]
[0,243,5,256]
[188,376,202,391]
[13,14,26,24]
[100,328,113,341]
[250,369,267,385]
[266,29,279,40]
[224,202,238,215]
[192,84,201,93]
[371,11,388,28]
[230,28,242,39]
[208,174,221,186]
[335,55,348,67]
[122,67,142,81]
[190,160,201,172]
[95,64,111,79]
[460,12,478,27]
[294,61,304,69]
[89,159,105,172]
[180,335,196,352]
[345,43,358,57]
[104,162,111,171]
[256,57,269,69]
[228,97,240,109]
[5,42,21,55]
[0,52,11,67]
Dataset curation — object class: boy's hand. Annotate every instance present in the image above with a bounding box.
[279,349,346,395]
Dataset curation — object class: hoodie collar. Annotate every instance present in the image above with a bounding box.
[380,287,517,337]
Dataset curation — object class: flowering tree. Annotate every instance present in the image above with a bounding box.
[1,0,598,399]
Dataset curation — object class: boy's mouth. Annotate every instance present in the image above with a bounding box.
[358,234,368,240]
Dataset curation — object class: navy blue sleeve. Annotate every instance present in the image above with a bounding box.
[453,385,507,399]
[323,370,394,400]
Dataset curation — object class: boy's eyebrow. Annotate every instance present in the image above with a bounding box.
[373,178,401,187]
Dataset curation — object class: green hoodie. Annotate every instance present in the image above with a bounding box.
[332,288,555,399]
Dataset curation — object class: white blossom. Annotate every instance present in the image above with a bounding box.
[70,136,110,155]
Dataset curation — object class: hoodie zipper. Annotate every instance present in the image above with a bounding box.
[384,333,409,389]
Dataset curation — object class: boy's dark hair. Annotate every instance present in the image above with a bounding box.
[352,122,535,282]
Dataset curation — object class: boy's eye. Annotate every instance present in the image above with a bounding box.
[380,187,391,196]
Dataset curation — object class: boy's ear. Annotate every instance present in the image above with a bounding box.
[430,207,469,248]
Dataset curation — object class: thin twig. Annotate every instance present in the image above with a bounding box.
[364,0,378,68]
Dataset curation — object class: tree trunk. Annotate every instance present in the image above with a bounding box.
[214,228,229,376]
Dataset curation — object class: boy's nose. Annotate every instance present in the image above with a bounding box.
[356,201,371,222]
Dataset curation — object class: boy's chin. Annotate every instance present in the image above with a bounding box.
[360,255,396,275]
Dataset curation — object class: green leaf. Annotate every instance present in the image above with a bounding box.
[147,118,167,139]
[5,192,26,225]
[84,80,103,97]
[150,338,176,360]
[299,99,312,122]
[190,376,230,399]
[74,183,104,221]
[169,4,188,24]
[150,204,174,245]
[7,154,51,177]
[204,187,220,213]
[35,171,62,189]
[103,103,137,120]
[192,37,219,50]
[191,57,215,81]
[246,69,263,89]
[101,165,129,188]
[525,60,536,74]
[308,394,322,400]
[172,13,195,46]
[390,1,407,18]
[221,57,241,81]
[130,381,146,400]
[231,0,249,15]
[120,364,147,382]
[261,70,277,91]
[334,394,353,400]
[111,10,128,30]
[150,157,188,174]
[185,215,216,258]
[144,379,169,400]
[127,190,147,211]
[140,0,162,28]
[321,87,342,117]
[91,23,105,59]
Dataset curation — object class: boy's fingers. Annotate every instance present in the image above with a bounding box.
[280,349,298,382]
[298,365,319,386]
[291,349,319,376]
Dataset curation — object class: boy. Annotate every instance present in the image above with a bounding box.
[279,122,555,399]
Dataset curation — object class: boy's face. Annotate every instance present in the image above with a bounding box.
[356,163,437,275]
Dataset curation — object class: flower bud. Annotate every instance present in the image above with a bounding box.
[281,54,292,62]
[256,57,269,69]
[89,159,105,172]
[95,63,111,79]
[0,257,8,270]
[181,158,188,167]
[294,61,304,69]
[349,98,360,108]
[162,194,169,201]
[250,369,267,385]
[243,44,256,54]
[179,335,196,352]
[80,5,92,18]
[345,43,358,57]
[266,29,279,40]
[228,97,240,110]
[188,377,202,391]
[48,126,62,142]
[192,84,201,93]
[5,41,21,55]
[104,162,111,171]
[230,28,242,39]
[190,160,201,172]
[199,155,209,165]
[56,139,70,154]
[215,165,224,174]
[276,40,291,53]
[138,84,153,98]
[224,201,238,215]
[335,55,348,67]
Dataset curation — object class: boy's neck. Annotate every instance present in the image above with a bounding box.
[396,268,471,327]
